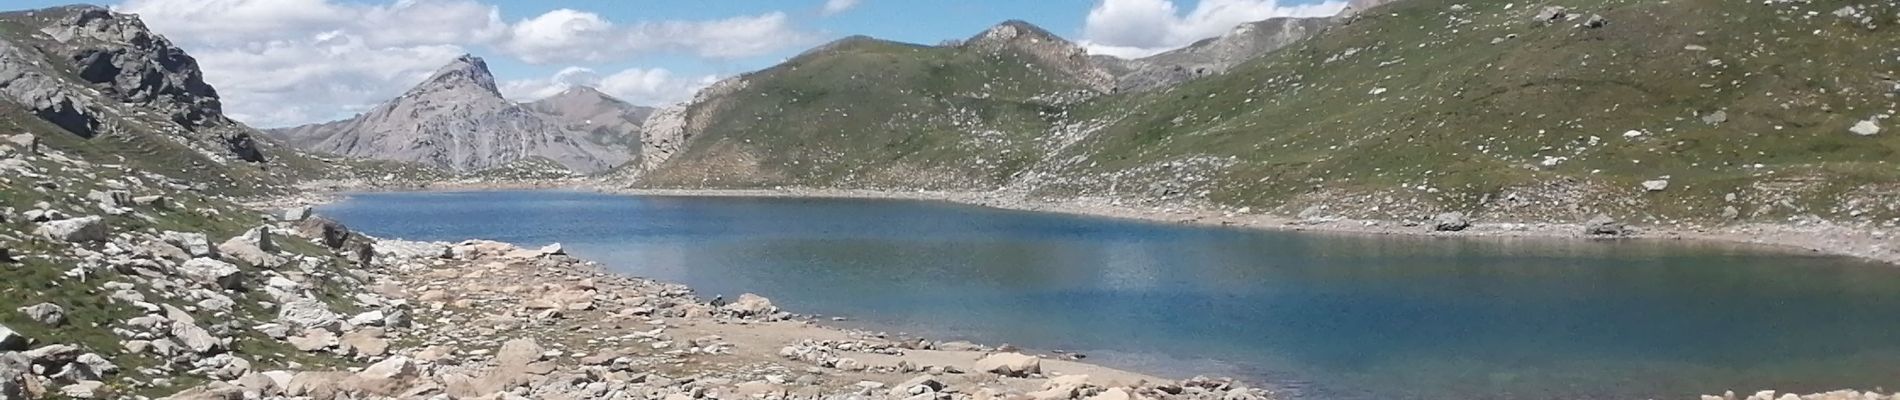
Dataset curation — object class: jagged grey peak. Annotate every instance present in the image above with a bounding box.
[0,5,265,162]
[960,20,1117,93]
[1111,17,1333,93]
[523,86,653,154]
[268,55,631,173]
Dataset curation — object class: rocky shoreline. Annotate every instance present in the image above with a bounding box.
[596,187,1900,267]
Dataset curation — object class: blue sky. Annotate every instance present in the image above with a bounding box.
[5,0,1343,127]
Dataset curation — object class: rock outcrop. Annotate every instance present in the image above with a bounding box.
[268,55,631,173]
[0,5,266,163]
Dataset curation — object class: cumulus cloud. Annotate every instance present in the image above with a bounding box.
[501,67,719,107]
[109,0,816,127]
[1079,0,1346,58]
[497,9,814,64]
[821,0,862,16]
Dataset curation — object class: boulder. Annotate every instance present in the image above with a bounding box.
[0,324,27,351]
[496,338,544,366]
[286,371,351,398]
[339,329,389,357]
[296,217,352,249]
[374,240,450,261]
[16,303,65,326]
[1642,179,1670,192]
[1087,387,1133,400]
[171,320,223,354]
[896,375,944,395]
[1532,5,1567,23]
[539,242,565,255]
[179,258,244,290]
[277,297,343,333]
[281,206,312,222]
[34,216,108,242]
[1,352,35,399]
[6,134,37,155]
[974,353,1041,377]
[723,293,778,317]
[131,195,168,210]
[1584,215,1625,236]
[59,380,107,398]
[348,310,386,327]
[288,329,336,352]
[1851,118,1882,136]
[218,228,281,267]
[349,356,417,395]
[164,381,243,400]
[1430,212,1470,232]
[160,231,215,258]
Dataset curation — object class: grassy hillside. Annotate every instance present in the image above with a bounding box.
[639,32,1105,190]
[1036,0,1898,224]
[643,0,1900,226]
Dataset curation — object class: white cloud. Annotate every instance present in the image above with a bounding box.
[821,0,862,16]
[1079,0,1347,58]
[501,67,718,107]
[496,9,814,64]
[109,0,815,127]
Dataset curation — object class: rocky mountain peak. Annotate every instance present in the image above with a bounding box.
[960,20,1115,93]
[412,54,500,97]
[541,86,619,106]
[966,20,1066,48]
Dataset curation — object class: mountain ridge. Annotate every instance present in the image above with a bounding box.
[267,55,633,174]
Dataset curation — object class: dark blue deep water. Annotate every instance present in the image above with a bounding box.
[320,190,1900,400]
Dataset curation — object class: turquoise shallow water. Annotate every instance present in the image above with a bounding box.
[320,190,1900,400]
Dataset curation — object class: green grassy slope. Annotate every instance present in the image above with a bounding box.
[643,0,1899,226]
[1038,0,1898,224]
[639,33,1102,190]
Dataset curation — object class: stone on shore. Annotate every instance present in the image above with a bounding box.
[723,293,778,317]
[1585,215,1625,236]
[975,352,1041,377]
[1430,212,1470,232]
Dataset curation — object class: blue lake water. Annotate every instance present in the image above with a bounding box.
[319,190,1900,400]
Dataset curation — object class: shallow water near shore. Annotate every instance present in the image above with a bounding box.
[321,190,1900,400]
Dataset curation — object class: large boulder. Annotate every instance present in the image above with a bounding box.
[495,338,545,367]
[722,293,778,317]
[372,240,449,261]
[346,356,416,395]
[218,227,281,267]
[34,216,108,242]
[296,217,352,249]
[178,258,244,290]
[0,324,27,350]
[6,134,38,155]
[15,303,65,326]
[277,297,343,333]
[1,351,36,399]
[171,320,223,354]
[1584,215,1625,236]
[1430,212,1470,232]
[280,206,312,222]
[974,353,1041,377]
[164,381,243,400]
[160,231,215,258]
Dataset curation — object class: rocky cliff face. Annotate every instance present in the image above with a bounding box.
[269,56,631,174]
[0,5,264,163]
[1110,17,1334,93]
